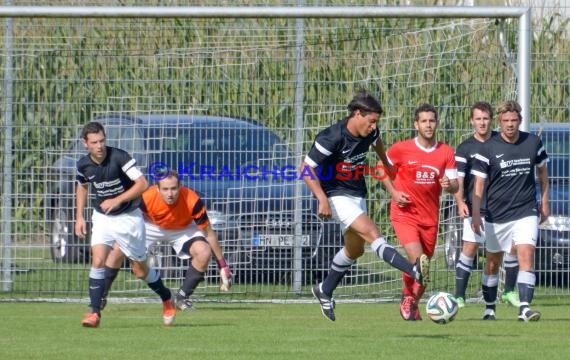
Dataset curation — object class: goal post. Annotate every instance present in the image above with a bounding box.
[0,6,531,301]
[0,5,532,124]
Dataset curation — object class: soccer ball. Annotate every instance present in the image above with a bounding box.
[425,292,459,324]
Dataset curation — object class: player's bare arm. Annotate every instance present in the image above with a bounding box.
[537,164,550,223]
[453,176,469,218]
[203,224,224,262]
[300,161,332,219]
[470,175,485,236]
[100,176,149,214]
[75,183,89,238]
[372,140,411,207]
[202,223,233,291]
[440,175,459,194]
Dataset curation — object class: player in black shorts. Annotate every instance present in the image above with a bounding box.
[471,101,549,321]
[301,89,430,321]
[75,121,175,328]
[453,102,520,308]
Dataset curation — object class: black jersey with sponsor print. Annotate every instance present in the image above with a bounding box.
[471,131,548,223]
[454,131,497,214]
[304,116,379,198]
[76,146,142,215]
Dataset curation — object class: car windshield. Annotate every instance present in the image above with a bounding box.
[146,126,292,175]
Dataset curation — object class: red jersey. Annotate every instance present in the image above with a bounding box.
[386,137,457,226]
[140,185,210,230]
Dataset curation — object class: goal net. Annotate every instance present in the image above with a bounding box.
[2,10,520,302]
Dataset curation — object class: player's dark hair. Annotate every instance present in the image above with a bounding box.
[414,103,438,122]
[81,121,106,140]
[157,169,180,188]
[496,100,522,121]
[347,89,383,117]
[471,101,493,119]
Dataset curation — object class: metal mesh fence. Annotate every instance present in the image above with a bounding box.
[1,2,569,303]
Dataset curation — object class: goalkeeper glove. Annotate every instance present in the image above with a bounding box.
[217,258,233,291]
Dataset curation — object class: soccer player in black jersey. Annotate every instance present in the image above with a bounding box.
[453,102,520,308]
[75,121,175,328]
[471,100,549,321]
[301,89,430,321]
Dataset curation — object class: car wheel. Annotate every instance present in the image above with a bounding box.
[50,207,88,263]
[443,220,462,270]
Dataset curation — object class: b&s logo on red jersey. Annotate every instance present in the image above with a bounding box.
[414,165,440,184]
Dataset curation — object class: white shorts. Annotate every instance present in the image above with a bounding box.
[462,217,486,244]
[91,208,147,262]
[145,221,206,260]
[485,216,538,253]
[329,195,366,233]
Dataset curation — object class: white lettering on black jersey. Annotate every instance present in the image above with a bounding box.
[471,132,548,223]
[304,116,379,197]
[76,146,143,215]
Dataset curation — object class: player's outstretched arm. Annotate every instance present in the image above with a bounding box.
[204,224,232,291]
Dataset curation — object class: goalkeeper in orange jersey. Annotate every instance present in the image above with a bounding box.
[100,169,232,311]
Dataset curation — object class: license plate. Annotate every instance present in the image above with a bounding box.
[254,234,311,247]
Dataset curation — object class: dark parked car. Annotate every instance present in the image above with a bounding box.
[45,113,342,284]
[534,123,570,286]
[443,123,570,287]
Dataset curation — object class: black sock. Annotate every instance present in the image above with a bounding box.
[482,284,498,310]
[455,267,471,299]
[320,249,355,296]
[377,244,415,278]
[89,277,106,315]
[321,269,347,297]
[455,255,473,299]
[146,269,172,302]
[103,267,120,299]
[517,271,536,306]
[504,264,519,293]
[178,264,205,298]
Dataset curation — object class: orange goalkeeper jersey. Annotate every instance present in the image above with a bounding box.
[140,185,210,230]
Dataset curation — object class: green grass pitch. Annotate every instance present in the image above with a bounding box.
[1,298,569,360]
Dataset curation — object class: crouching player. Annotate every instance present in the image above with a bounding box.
[101,170,232,312]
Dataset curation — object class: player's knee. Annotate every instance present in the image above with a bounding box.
[462,242,479,257]
[192,240,211,255]
[345,246,364,259]
[485,259,501,274]
[130,260,149,280]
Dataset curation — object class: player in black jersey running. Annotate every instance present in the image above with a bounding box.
[75,121,175,328]
[301,89,430,321]
[453,102,520,308]
[471,100,549,322]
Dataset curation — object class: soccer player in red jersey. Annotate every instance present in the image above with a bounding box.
[386,103,459,321]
